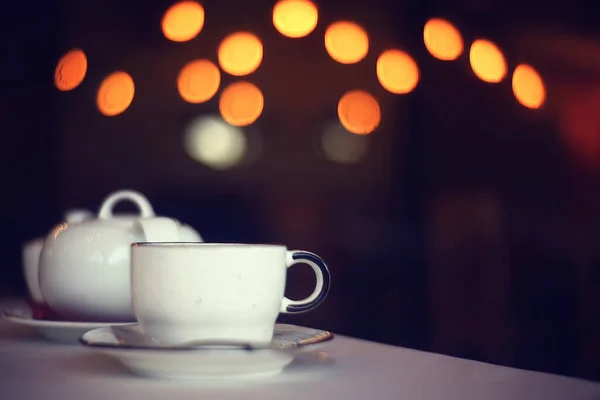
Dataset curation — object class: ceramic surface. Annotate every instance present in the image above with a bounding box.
[131,243,330,345]
[80,323,334,379]
[38,190,202,322]
[22,209,94,305]
[22,238,44,304]
[3,306,129,344]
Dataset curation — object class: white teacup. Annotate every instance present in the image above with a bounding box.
[131,243,331,346]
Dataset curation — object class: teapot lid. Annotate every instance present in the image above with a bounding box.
[64,209,93,224]
[98,190,155,220]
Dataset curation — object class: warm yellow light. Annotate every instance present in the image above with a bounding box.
[54,49,87,91]
[97,71,135,117]
[337,90,381,135]
[512,64,546,109]
[184,116,248,170]
[161,1,205,42]
[324,21,369,64]
[177,59,221,104]
[469,39,507,83]
[273,0,318,38]
[423,18,463,61]
[219,82,264,127]
[218,32,263,76]
[376,49,419,94]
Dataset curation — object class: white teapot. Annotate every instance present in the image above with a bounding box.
[39,190,202,322]
[23,209,94,306]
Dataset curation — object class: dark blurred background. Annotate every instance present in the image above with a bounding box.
[2,0,600,382]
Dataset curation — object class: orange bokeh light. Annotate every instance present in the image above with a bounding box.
[423,18,463,61]
[273,0,318,38]
[161,1,205,42]
[512,64,546,109]
[218,32,263,76]
[219,82,264,126]
[54,49,87,91]
[97,71,135,117]
[337,90,381,135]
[324,21,369,64]
[376,49,419,94]
[469,39,507,83]
[177,59,221,104]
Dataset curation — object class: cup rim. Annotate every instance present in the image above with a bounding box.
[131,242,286,249]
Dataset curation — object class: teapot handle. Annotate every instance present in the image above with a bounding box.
[98,190,155,219]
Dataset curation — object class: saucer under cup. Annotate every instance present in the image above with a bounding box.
[80,323,334,379]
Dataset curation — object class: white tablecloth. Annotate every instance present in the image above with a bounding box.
[0,304,598,399]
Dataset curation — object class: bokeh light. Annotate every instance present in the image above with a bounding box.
[321,121,369,164]
[324,21,369,64]
[219,81,264,127]
[218,32,263,76]
[54,49,87,91]
[423,18,463,61]
[184,116,248,170]
[161,1,205,42]
[96,71,135,117]
[273,0,318,38]
[337,90,381,135]
[469,39,507,83]
[512,64,546,109]
[177,59,221,104]
[376,49,419,94]
[243,129,264,166]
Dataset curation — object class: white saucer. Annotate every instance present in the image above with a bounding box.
[81,323,334,380]
[2,307,130,344]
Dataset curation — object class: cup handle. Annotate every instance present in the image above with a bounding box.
[281,250,331,314]
[98,190,155,219]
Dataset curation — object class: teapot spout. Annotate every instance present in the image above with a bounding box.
[136,217,181,243]
[180,224,203,242]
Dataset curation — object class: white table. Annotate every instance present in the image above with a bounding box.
[1,311,598,399]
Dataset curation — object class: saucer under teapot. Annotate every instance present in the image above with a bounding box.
[2,306,130,344]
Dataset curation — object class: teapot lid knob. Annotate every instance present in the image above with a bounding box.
[64,209,93,223]
[98,190,155,220]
